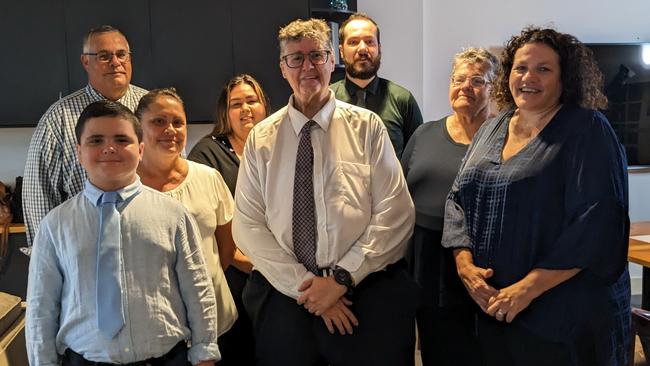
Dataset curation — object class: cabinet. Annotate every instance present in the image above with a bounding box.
[0,1,68,126]
[309,0,358,83]
[0,1,310,126]
[233,0,309,112]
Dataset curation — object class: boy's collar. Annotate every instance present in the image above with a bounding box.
[83,176,142,207]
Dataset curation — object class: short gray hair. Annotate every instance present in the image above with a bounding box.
[451,47,499,83]
[278,18,333,55]
[82,25,128,53]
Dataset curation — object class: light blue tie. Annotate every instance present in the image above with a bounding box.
[96,191,124,339]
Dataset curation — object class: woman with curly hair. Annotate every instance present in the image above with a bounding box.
[442,27,630,365]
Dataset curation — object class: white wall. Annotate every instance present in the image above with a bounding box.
[358,0,424,108]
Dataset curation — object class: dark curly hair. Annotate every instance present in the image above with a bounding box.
[494,27,607,111]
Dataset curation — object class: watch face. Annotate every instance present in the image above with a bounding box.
[335,268,351,287]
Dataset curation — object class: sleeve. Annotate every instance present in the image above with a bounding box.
[23,112,65,246]
[401,93,424,148]
[400,122,419,177]
[232,129,315,299]
[534,111,629,284]
[26,221,63,366]
[187,140,216,169]
[174,212,221,364]
[335,114,416,285]
[211,169,234,226]
[440,118,492,250]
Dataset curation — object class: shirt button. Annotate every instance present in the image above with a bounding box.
[124,348,130,352]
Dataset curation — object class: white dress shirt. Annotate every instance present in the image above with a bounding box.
[232,91,415,299]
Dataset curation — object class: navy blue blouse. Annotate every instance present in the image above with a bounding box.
[442,105,630,365]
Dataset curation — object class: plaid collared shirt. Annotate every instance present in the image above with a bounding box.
[22,84,147,245]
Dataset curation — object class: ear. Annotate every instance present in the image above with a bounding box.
[280,62,288,80]
[339,44,344,60]
[138,142,144,160]
[76,144,83,165]
[80,54,90,72]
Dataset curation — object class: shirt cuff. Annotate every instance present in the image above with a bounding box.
[336,249,366,286]
[188,342,221,365]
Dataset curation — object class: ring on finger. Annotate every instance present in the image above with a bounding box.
[496,309,505,317]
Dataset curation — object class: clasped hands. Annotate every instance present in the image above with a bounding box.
[297,276,359,335]
[457,261,534,323]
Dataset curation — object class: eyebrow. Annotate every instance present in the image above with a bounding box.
[84,134,104,141]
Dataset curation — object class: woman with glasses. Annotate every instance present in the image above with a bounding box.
[401,47,497,366]
[442,27,630,365]
[134,88,239,364]
[188,74,270,366]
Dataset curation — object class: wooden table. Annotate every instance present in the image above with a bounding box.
[628,221,650,308]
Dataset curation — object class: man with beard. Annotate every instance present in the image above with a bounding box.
[330,13,423,158]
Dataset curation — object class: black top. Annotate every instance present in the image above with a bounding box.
[401,117,475,308]
[187,134,239,196]
[330,76,423,158]
[442,105,630,364]
[401,117,469,231]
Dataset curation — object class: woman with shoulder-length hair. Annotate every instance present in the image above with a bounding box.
[188,74,271,366]
[442,27,630,365]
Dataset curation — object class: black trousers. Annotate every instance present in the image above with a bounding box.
[476,314,592,366]
[62,341,190,366]
[216,266,255,366]
[242,261,419,366]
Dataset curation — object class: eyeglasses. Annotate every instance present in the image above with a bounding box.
[83,50,131,63]
[450,74,489,88]
[281,50,330,68]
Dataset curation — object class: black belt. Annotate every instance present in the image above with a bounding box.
[62,341,189,366]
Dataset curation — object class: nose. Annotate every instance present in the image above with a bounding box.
[301,57,315,71]
[460,78,473,88]
[240,102,251,114]
[102,144,116,154]
[358,40,368,51]
[163,123,175,134]
[109,54,122,67]
[521,69,538,82]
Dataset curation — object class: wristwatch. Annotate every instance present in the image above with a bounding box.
[333,266,355,297]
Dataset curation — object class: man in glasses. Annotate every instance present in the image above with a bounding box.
[23,25,147,247]
[330,13,423,158]
[233,18,417,366]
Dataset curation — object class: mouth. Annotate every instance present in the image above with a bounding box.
[458,94,475,100]
[158,138,181,145]
[301,75,319,80]
[519,87,541,94]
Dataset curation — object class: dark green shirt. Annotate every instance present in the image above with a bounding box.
[330,76,423,158]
